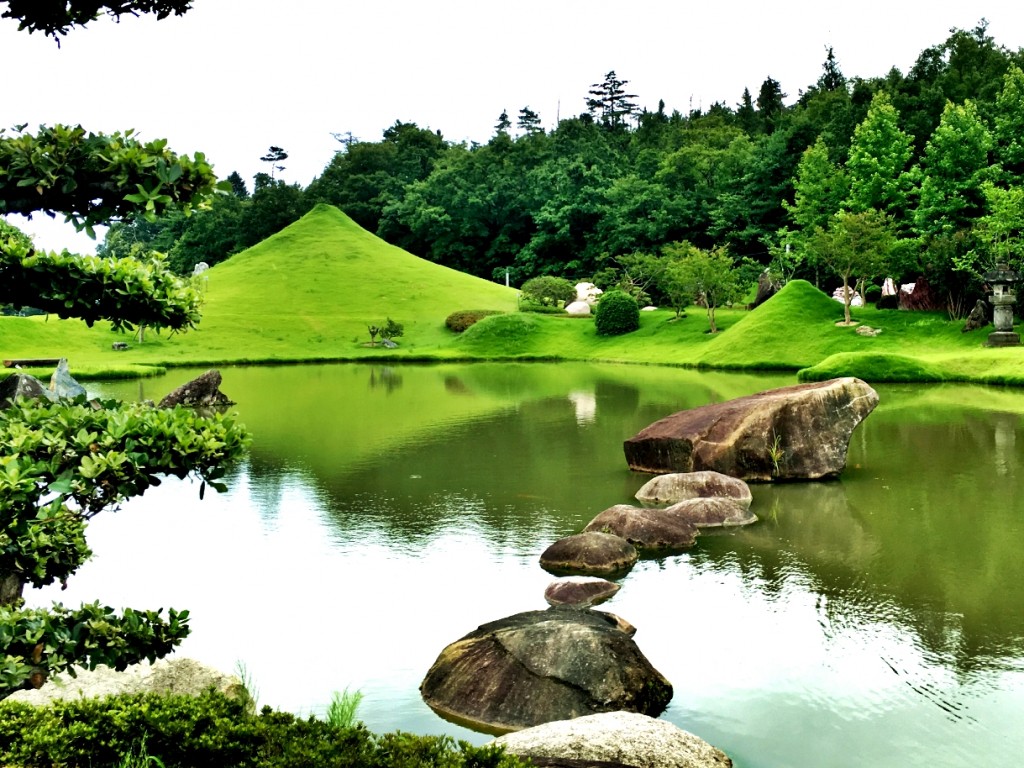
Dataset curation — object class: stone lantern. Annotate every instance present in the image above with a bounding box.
[984,263,1021,347]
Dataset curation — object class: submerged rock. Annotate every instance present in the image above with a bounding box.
[635,471,752,508]
[624,377,878,481]
[583,505,698,553]
[420,608,672,734]
[663,497,757,528]
[540,532,638,577]
[544,577,620,608]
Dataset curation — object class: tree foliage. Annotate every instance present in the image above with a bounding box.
[0,0,193,37]
[661,242,743,333]
[1,11,248,700]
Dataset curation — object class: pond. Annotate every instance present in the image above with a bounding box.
[25,362,1024,768]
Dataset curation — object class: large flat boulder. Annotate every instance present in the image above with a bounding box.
[623,377,878,481]
[663,497,756,528]
[492,710,732,768]
[421,608,672,735]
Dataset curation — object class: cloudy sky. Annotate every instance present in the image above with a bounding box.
[3,0,1024,253]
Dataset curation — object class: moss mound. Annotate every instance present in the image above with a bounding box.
[798,352,947,383]
[456,313,544,357]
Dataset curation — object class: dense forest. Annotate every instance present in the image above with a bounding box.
[99,22,1024,314]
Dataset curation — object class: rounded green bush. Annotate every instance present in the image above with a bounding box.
[594,290,640,336]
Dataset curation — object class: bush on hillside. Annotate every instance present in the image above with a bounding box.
[0,690,528,768]
[445,309,503,333]
[520,276,576,307]
[594,290,640,336]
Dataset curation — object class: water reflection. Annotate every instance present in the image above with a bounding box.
[35,364,1024,767]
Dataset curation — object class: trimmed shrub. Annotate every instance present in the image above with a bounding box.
[863,285,882,303]
[0,690,530,768]
[520,276,575,307]
[594,290,640,336]
[445,309,503,333]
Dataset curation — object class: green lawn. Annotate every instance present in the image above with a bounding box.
[3,203,1023,386]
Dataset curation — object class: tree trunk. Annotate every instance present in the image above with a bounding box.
[1,572,24,606]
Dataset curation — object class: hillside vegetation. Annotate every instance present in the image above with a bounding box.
[2,204,1023,385]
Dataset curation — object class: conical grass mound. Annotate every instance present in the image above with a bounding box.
[696,280,860,369]
[147,204,519,363]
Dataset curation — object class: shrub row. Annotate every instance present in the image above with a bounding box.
[0,690,529,768]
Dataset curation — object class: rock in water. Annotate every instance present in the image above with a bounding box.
[583,505,698,553]
[540,532,638,577]
[663,497,757,528]
[158,370,233,408]
[0,373,55,408]
[493,710,733,768]
[635,471,752,508]
[421,608,672,734]
[49,358,86,399]
[623,377,878,481]
[544,578,620,608]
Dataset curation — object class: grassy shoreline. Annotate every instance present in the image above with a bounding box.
[3,204,1023,386]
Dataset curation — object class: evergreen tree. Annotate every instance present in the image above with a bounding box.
[586,70,639,129]
[494,109,511,135]
[736,88,758,134]
[517,106,543,135]
[817,47,847,92]
[756,77,786,134]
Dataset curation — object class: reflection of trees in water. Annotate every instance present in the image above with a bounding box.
[688,414,1024,677]
[368,366,402,393]
[242,370,1024,678]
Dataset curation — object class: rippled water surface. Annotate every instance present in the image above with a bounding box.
[27,363,1024,767]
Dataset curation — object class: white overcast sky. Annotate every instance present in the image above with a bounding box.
[3,0,1024,254]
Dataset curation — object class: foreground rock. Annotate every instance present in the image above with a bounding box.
[493,711,732,768]
[635,471,752,509]
[623,377,878,481]
[3,658,248,706]
[540,532,638,577]
[421,609,672,734]
[158,369,233,408]
[0,373,54,408]
[544,578,620,608]
[583,505,698,553]
[663,498,757,528]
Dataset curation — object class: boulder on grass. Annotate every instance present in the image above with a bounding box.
[421,608,672,734]
[635,471,752,509]
[492,710,732,768]
[663,497,757,528]
[540,532,638,577]
[544,577,620,608]
[623,377,878,481]
[583,505,698,553]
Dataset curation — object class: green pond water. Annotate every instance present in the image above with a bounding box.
[26,362,1024,767]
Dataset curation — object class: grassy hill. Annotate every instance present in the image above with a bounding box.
[2,204,1024,385]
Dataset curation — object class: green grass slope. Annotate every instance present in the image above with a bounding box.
[3,210,1024,386]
